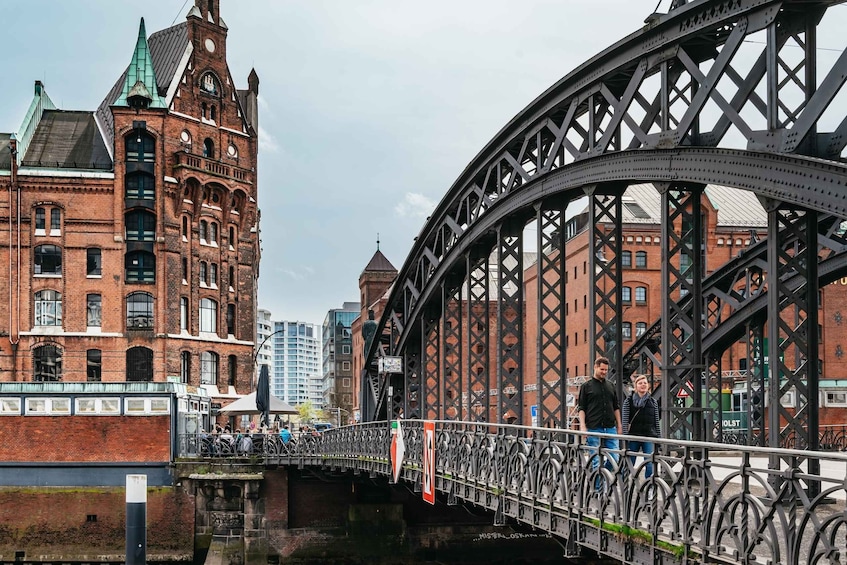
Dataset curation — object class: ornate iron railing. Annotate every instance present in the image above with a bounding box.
[178,421,847,564]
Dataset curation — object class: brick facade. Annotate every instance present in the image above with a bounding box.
[0,0,259,404]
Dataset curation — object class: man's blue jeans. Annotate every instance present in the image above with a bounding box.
[586,427,620,473]
[627,440,654,478]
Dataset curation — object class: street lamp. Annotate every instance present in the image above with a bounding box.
[332,407,349,427]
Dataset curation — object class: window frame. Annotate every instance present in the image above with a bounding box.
[34,244,62,276]
[34,290,62,327]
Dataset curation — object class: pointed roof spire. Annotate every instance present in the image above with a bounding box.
[115,18,166,110]
[363,248,396,273]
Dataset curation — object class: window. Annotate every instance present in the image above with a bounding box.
[636,251,647,269]
[126,347,153,382]
[87,248,102,276]
[199,262,208,286]
[87,294,102,327]
[342,377,351,388]
[125,251,155,283]
[34,244,62,276]
[50,208,61,234]
[76,397,119,414]
[182,257,188,282]
[33,344,62,381]
[180,297,189,331]
[87,349,102,381]
[621,250,632,268]
[35,207,46,233]
[125,210,155,241]
[342,345,351,354]
[34,290,62,326]
[210,263,218,287]
[635,286,647,304]
[210,222,218,245]
[342,361,351,371]
[622,322,632,340]
[180,351,191,383]
[125,398,170,415]
[228,266,235,291]
[26,397,70,414]
[126,292,153,329]
[199,220,208,243]
[636,322,647,337]
[622,286,631,303]
[226,303,235,335]
[200,351,218,385]
[126,173,155,201]
[182,216,189,239]
[126,131,155,163]
[228,355,237,386]
[200,298,217,333]
[203,138,214,158]
[229,226,235,249]
[825,391,847,407]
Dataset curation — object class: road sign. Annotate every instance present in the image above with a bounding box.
[422,421,435,505]
[390,420,405,483]
[530,405,538,427]
[677,386,689,398]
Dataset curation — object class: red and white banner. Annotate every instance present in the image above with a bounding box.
[390,420,405,483]
[422,420,436,505]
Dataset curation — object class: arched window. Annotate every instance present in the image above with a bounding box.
[200,351,218,385]
[180,297,189,331]
[210,222,218,245]
[34,290,62,326]
[201,102,208,119]
[199,220,208,242]
[35,207,46,232]
[635,286,648,304]
[621,286,632,303]
[226,303,235,336]
[200,298,217,333]
[182,216,189,239]
[210,263,218,287]
[203,138,214,158]
[126,292,153,329]
[126,173,155,200]
[199,262,208,285]
[635,250,647,269]
[50,209,61,233]
[126,131,155,163]
[33,344,62,381]
[125,251,155,283]
[180,351,191,384]
[210,105,216,122]
[229,226,235,249]
[228,355,237,386]
[87,349,102,382]
[125,210,156,241]
[621,250,632,268]
[228,266,235,291]
[126,347,153,382]
[622,322,632,340]
[636,322,647,337]
[34,244,62,276]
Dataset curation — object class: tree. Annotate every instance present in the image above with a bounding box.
[297,400,316,423]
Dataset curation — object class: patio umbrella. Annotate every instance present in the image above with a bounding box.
[217,391,298,416]
[256,364,270,427]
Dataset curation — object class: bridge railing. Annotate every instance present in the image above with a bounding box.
[178,421,847,564]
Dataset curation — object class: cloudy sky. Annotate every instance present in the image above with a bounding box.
[2,0,667,325]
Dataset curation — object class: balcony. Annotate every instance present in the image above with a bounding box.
[174,152,253,184]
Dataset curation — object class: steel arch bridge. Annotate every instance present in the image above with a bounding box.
[361,0,847,457]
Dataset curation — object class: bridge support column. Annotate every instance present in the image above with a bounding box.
[496,223,524,424]
[466,251,491,422]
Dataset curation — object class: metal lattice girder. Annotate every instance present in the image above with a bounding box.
[660,184,705,441]
[403,346,421,420]
[443,284,463,420]
[496,225,524,424]
[466,252,490,422]
[423,315,440,420]
[588,190,623,398]
[536,202,567,428]
[705,353,722,441]
[767,205,820,458]
[746,322,767,446]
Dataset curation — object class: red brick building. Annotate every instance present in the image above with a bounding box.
[0,0,259,405]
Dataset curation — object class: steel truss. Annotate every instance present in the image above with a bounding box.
[362,0,847,468]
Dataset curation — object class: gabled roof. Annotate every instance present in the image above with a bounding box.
[114,19,167,111]
[363,249,397,273]
[21,110,111,170]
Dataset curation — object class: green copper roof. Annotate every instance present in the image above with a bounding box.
[115,18,166,109]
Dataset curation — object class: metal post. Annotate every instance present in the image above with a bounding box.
[126,474,146,565]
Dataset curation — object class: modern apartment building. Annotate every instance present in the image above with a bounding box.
[322,302,360,425]
[264,319,323,408]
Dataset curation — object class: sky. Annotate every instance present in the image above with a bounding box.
[1,0,676,326]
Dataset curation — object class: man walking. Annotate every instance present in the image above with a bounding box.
[578,356,622,483]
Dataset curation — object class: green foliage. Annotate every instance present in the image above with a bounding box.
[297,400,316,422]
